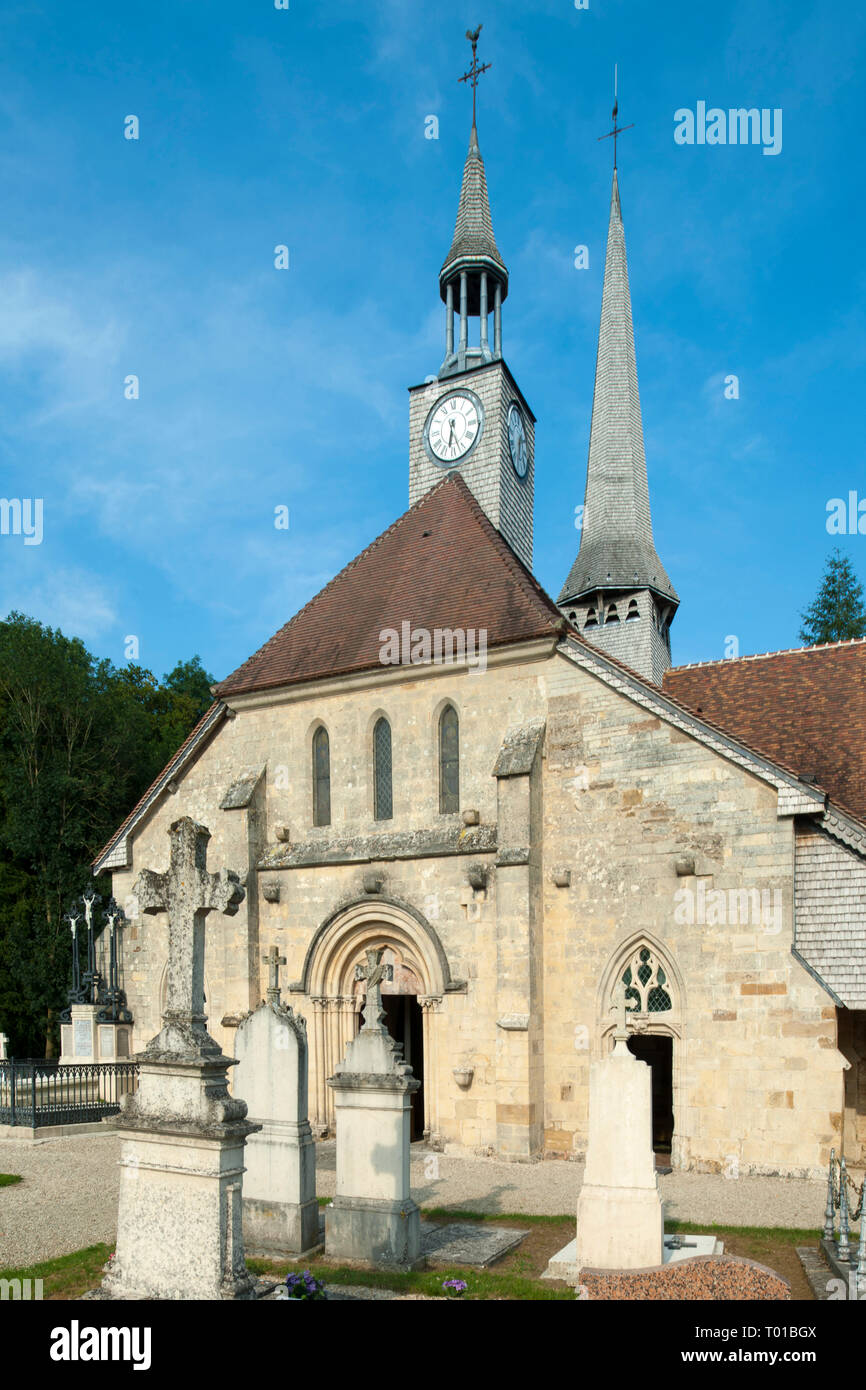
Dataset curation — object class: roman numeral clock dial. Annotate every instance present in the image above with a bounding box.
[423,390,484,466]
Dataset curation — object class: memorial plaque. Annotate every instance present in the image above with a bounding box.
[74,1018,92,1057]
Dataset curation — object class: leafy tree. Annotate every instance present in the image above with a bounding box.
[0,614,215,1055]
[799,550,866,646]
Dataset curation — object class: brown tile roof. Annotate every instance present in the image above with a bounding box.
[213,473,563,698]
[664,639,866,821]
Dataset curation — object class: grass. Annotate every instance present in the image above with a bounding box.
[0,1173,22,1188]
[0,1245,112,1299]
[0,1213,825,1301]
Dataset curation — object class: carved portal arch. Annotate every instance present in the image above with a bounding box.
[297,897,450,1140]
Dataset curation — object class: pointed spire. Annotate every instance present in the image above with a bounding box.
[558,168,677,607]
[439,122,508,293]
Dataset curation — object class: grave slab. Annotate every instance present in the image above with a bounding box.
[420,1220,529,1266]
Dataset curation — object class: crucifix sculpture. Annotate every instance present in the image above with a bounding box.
[134,817,245,1057]
[263,944,286,1005]
[354,947,394,1032]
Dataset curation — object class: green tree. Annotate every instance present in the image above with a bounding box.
[0,615,216,1055]
[799,549,866,646]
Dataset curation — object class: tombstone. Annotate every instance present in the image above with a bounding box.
[100,817,260,1301]
[233,945,319,1255]
[574,985,664,1271]
[325,947,423,1269]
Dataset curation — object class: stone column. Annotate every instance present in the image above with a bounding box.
[459,271,468,354]
[480,271,489,354]
[312,997,328,1135]
[419,996,441,1142]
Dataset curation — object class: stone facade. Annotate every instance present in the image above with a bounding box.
[108,636,859,1179]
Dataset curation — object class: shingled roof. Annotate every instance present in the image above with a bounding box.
[213,473,562,699]
[664,639,866,821]
[439,123,508,297]
[559,169,676,606]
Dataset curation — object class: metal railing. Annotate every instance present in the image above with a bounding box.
[0,1060,138,1128]
[823,1148,866,1294]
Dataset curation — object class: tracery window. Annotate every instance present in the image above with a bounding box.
[621,946,672,1013]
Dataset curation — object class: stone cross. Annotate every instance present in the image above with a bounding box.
[134,817,244,1055]
[610,981,635,1055]
[354,948,394,1032]
[263,945,286,1005]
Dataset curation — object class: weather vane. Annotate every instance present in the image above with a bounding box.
[597,63,634,169]
[459,24,491,128]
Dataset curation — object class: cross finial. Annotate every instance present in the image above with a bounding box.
[263,944,287,1004]
[610,981,635,1055]
[597,64,634,170]
[459,24,491,130]
[354,947,394,1032]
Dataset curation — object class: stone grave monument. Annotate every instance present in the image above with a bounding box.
[100,817,260,1301]
[325,947,423,1270]
[574,985,664,1270]
[233,945,319,1256]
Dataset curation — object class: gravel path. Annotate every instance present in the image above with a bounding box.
[0,1132,827,1270]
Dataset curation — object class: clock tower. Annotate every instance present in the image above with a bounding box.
[409,36,534,570]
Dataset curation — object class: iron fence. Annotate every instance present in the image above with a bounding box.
[823,1147,866,1295]
[0,1059,138,1128]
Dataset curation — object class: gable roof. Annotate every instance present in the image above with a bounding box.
[213,472,562,699]
[664,639,866,822]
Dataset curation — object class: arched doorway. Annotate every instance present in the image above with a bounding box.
[597,934,685,1169]
[354,947,425,1140]
[297,899,449,1140]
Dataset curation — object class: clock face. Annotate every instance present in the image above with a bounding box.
[425,391,483,466]
[508,403,528,478]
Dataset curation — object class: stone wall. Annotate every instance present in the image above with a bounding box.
[112,643,850,1175]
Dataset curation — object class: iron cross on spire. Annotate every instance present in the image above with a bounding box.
[459,24,491,128]
[597,63,634,169]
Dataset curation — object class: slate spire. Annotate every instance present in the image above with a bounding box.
[558,168,678,684]
[440,123,508,292]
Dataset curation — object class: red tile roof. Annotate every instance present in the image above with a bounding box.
[213,473,563,698]
[664,639,866,821]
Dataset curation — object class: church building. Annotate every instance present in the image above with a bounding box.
[94,91,866,1180]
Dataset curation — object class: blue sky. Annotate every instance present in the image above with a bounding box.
[1,0,864,681]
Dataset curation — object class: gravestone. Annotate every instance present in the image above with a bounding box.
[574,985,664,1271]
[233,945,319,1255]
[100,817,260,1301]
[325,947,423,1270]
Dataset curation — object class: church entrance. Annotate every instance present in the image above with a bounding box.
[354,947,425,1142]
[382,994,425,1141]
[627,1034,674,1160]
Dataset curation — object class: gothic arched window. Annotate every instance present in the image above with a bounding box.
[621,946,672,1013]
[373,717,393,821]
[439,705,459,814]
[312,726,331,827]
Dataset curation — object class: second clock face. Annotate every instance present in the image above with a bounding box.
[425,392,483,465]
[508,402,528,478]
